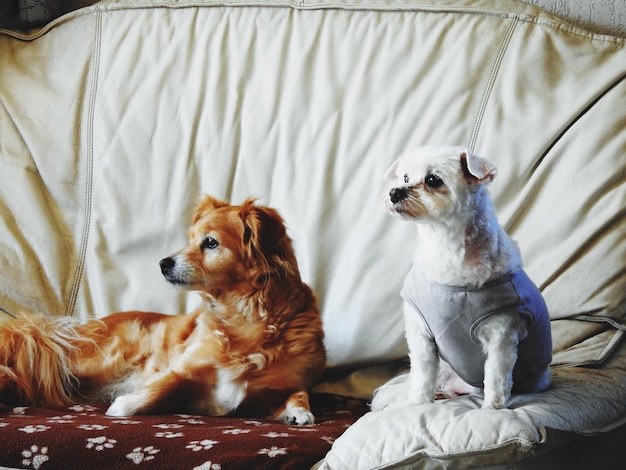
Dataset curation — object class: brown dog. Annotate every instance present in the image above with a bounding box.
[0,196,325,424]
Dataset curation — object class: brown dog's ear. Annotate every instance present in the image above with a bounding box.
[192,195,229,224]
[240,199,287,257]
[239,200,297,282]
[460,149,497,184]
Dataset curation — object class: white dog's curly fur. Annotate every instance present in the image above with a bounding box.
[372,146,552,410]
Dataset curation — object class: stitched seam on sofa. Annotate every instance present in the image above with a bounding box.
[530,71,626,177]
[467,14,519,151]
[371,437,539,469]
[0,306,16,318]
[66,10,101,317]
[105,1,625,45]
[3,1,624,45]
[425,437,539,462]
[572,316,626,331]
[551,329,626,369]
[568,414,626,435]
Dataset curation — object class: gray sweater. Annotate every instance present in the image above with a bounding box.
[402,268,552,391]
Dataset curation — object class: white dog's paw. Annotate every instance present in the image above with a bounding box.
[371,375,432,411]
[371,391,432,411]
[482,400,505,410]
[106,394,143,417]
[481,390,508,409]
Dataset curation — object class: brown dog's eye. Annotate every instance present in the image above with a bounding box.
[425,174,443,189]
[201,236,219,250]
[403,174,410,184]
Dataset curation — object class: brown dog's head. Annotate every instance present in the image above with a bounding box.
[159,196,300,294]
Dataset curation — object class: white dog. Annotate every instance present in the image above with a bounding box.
[372,146,552,410]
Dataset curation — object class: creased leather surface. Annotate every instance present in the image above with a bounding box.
[1,0,623,367]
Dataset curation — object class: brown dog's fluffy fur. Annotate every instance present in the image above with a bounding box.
[0,196,326,424]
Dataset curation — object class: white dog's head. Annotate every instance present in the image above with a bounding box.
[383,146,497,222]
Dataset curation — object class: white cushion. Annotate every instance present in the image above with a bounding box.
[321,348,626,469]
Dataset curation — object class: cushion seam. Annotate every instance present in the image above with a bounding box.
[1,2,625,45]
[66,9,101,316]
[467,14,518,150]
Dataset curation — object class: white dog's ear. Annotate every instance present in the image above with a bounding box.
[460,149,497,184]
[383,160,400,181]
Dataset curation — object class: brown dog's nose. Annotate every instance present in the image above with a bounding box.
[159,257,175,275]
[389,187,408,204]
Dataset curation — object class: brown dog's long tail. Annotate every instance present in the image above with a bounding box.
[0,313,81,406]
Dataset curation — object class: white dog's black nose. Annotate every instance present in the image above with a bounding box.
[389,187,408,204]
[160,257,175,276]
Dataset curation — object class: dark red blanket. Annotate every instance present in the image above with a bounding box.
[0,394,368,469]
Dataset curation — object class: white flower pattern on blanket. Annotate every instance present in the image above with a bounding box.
[0,395,367,469]
[21,445,49,470]
[86,436,117,451]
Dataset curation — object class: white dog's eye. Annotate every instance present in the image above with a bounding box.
[201,236,219,250]
[425,174,444,189]
[403,174,410,184]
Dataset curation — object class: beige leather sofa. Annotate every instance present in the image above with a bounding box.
[1,1,624,468]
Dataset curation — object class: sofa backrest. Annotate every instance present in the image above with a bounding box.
[1,0,624,369]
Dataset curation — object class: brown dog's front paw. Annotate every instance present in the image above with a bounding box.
[272,391,315,425]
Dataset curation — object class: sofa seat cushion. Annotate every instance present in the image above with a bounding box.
[320,343,626,468]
